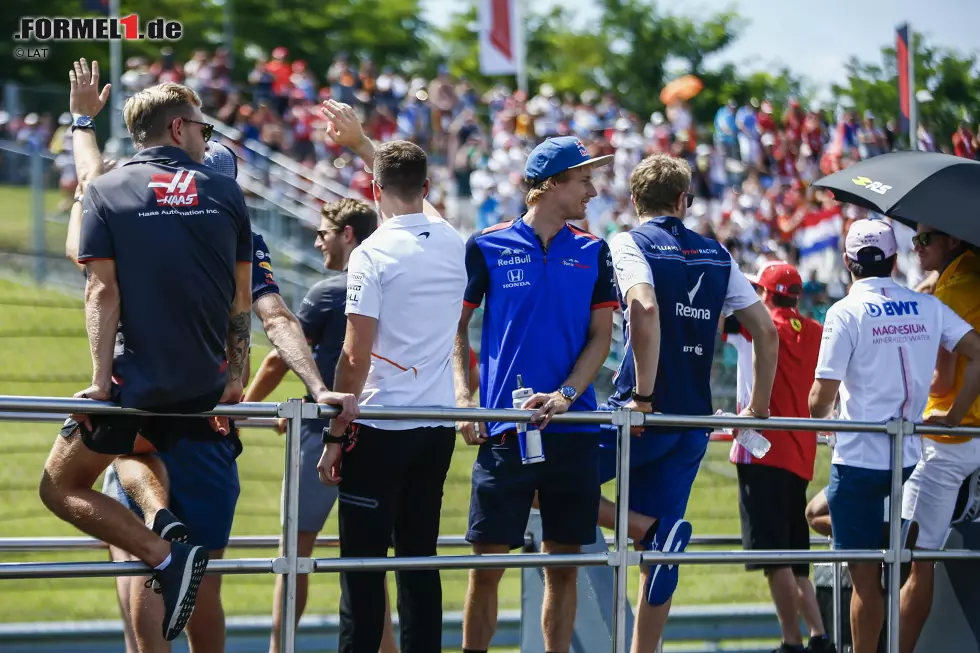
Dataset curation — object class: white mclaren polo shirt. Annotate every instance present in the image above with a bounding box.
[814,277,971,470]
[345,212,467,430]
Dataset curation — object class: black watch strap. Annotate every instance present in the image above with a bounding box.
[322,427,347,445]
[631,389,655,403]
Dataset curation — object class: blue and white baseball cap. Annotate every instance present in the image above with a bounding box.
[524,136,613,184]
[203,142,239,180]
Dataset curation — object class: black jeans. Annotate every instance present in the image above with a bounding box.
[337,424,455,653]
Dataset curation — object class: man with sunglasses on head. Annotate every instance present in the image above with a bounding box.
[900,225,980,653]
[599,153,779,653]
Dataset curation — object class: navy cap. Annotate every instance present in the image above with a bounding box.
[203,142,238,180]
[524,136,613,184]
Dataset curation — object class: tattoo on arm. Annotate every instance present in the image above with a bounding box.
[227,311,251,383]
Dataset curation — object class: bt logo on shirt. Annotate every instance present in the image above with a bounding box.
[864,301,919,318]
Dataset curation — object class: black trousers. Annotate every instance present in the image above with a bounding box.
[337,424,455,653]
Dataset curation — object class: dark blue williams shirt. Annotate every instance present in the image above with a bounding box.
[608,216,733,430]
[78,146,252,408]
[464,218,618,437]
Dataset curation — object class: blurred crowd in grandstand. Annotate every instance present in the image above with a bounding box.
[8,46,980,322]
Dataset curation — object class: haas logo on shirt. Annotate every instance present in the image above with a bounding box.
[148,170,199,207]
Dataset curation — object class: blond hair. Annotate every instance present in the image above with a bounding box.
[630,154,691,216]
[525,170,570,206]
[123,83,202,149]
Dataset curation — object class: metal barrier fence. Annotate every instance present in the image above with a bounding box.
[3,395,980,653]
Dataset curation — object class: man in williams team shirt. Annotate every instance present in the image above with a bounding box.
[601,153,779,653]
[723,261,833,653]
[808,219,980,653]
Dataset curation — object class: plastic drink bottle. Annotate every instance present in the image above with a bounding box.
[715,410,772,459]
[513,375,545,465]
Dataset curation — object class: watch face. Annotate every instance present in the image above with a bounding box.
[74,116,93,128]
[561,386,576,399]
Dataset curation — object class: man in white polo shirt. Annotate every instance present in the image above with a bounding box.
[808,219,980,653]
[317,139,467,653]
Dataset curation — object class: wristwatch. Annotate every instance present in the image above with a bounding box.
[321,425,347,446]
[631,389,656,404]
[71,115,94,132]
[558,385,577,402]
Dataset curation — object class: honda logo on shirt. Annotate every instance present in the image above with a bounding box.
[148,170,199,207]
[507,269,523,283]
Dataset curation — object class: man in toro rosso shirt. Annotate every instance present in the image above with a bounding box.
[453,136,617,653]
[601,153,779,653]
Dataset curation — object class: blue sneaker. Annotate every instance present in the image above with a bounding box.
[642,518,692,606]
[144,541,208,641]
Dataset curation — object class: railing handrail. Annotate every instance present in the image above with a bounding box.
[4,394,980,438]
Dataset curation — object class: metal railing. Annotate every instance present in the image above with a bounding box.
[3,395,980,653]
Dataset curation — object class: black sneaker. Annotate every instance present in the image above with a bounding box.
[772,645,805,653]
[806,636,838,653]
[144,541,208,641]
[150,508,188,543]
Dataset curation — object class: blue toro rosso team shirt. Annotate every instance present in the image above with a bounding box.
[607,216,758,426]
[464,218,618,437]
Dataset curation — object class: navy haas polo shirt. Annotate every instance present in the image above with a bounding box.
[464,218,618,438]
[607,216,758,423]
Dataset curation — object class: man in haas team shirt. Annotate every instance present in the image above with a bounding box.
[62,71,357,652]
[601,153,779,653]
[723,261,834,653]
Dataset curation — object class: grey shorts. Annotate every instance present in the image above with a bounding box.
[280,420,339,533]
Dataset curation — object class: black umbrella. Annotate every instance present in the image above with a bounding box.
[813,150,980,246]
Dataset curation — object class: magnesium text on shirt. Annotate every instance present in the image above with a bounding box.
[15,15,182,41]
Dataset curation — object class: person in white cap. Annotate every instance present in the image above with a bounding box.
[808,219,980,653]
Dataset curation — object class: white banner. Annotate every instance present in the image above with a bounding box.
[478,0,519,76]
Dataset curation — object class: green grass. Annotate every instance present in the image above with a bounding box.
[0,183,835,626]
[0,184,68,255]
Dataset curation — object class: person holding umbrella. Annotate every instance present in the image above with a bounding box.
[900,225,980,653]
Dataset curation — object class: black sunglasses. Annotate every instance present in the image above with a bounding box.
[685,192,695,208]
[182,118,214,141]
[911,231,945,249]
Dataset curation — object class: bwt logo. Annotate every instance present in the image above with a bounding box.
[864,301,919,318]
[676,303,712,321]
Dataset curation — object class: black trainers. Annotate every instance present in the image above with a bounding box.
[772,644,805,653]
[806,635,838,653]
[144,540,208,641]
[150,508,188,543]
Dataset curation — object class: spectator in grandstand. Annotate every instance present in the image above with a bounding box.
[243,195,393,653]
[453,136,615,653]
[598,152,778,653]
[62,64,358,650]
[901,226,980,653]
[723,261,834,653]
[808,219,980,653]
[316,122,466,653]
[39,67,254,641]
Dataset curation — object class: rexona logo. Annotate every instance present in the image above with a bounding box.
[148,170,198,207]
[497,247,531,267]
[675,272,711,320]
[864,301,919,318]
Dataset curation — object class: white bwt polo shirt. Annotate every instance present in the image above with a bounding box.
[814,277,971,471]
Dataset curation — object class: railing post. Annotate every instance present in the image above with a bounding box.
[611,407,635,653]
[277,398,305,653]
[886,418,908,652]
[29,143,46,284]
[832,557,843,653]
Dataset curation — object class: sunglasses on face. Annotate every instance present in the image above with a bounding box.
[912,231,944,249]
[182,118,214,141]
[685,192,695,208]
